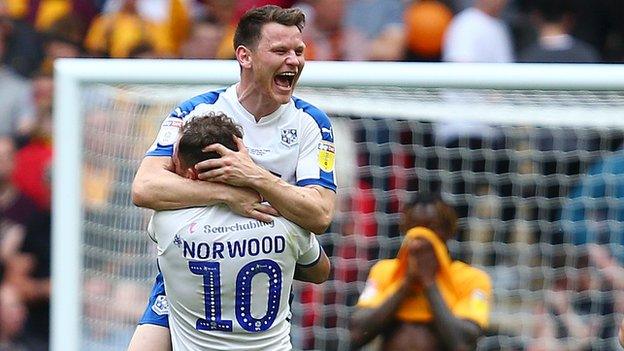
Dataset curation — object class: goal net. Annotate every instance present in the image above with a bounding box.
[53,60,624,351]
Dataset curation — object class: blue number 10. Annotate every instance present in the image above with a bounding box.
[189,259,282,332]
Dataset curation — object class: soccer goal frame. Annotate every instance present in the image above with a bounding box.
[53,59,624,351]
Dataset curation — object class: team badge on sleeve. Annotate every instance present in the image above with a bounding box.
[468,289,489,314]
[151,295,170,316]
[156,117,183,146]
[318,141,335,172]
[280,128,298,146]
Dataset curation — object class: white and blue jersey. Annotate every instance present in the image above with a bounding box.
[148,206,320,351]
[139,84,336,328]
[146,83,336,191]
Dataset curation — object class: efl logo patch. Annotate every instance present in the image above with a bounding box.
[318,141,335,172]
[156,117,183,146]
[151,295,169,316]
[469,289,489,314]
[280,128,298,147]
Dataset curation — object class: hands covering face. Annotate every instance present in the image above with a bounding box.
[406,239,439,288]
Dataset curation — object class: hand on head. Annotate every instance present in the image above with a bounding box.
[196,136,264,187]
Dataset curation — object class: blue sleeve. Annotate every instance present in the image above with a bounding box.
[293,97,337,192]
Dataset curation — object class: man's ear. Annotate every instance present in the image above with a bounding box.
[236,45,252,69]
[186,167,199,180]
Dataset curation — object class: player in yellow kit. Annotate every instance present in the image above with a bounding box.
[349,193,491,350]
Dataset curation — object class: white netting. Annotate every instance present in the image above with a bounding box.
[77,83,624,351]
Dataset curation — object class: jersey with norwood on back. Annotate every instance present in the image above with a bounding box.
[149,205,321,351]
[140,84,336,328]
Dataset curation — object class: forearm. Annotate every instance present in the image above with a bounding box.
[424,283,480,351]
[132,158,228,210]
[349,283,410,350]
[251,171,335,234]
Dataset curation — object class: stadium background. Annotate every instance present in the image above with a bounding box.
[2,0,624,350]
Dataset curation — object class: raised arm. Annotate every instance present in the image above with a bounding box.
[424,284,481,351]
[251,176,334,234]
[132,156,222,209]
[132,156,277,222]
[410,240,482,351]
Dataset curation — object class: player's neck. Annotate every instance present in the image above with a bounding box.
[236,82,280,122]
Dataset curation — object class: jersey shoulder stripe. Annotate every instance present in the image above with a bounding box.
[292,96,333,143]
[292,96,337,192]
[146,88,226,157]
[171,88,226,118]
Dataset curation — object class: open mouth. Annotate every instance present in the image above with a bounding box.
[274,72,296,89]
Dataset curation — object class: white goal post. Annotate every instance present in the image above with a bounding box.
[53,59,624,351]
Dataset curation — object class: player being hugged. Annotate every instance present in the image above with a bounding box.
[149,112,330,351]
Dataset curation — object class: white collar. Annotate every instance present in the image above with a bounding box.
[225,84,290,125]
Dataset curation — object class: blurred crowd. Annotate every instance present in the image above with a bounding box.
[0,0,622,81]
[1,0,624,350]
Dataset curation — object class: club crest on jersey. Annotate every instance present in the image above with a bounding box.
[280,128,298,147]
[157,117,183,146]
[151,295,169,316]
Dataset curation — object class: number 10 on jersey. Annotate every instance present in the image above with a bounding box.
[189,259,283,332]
